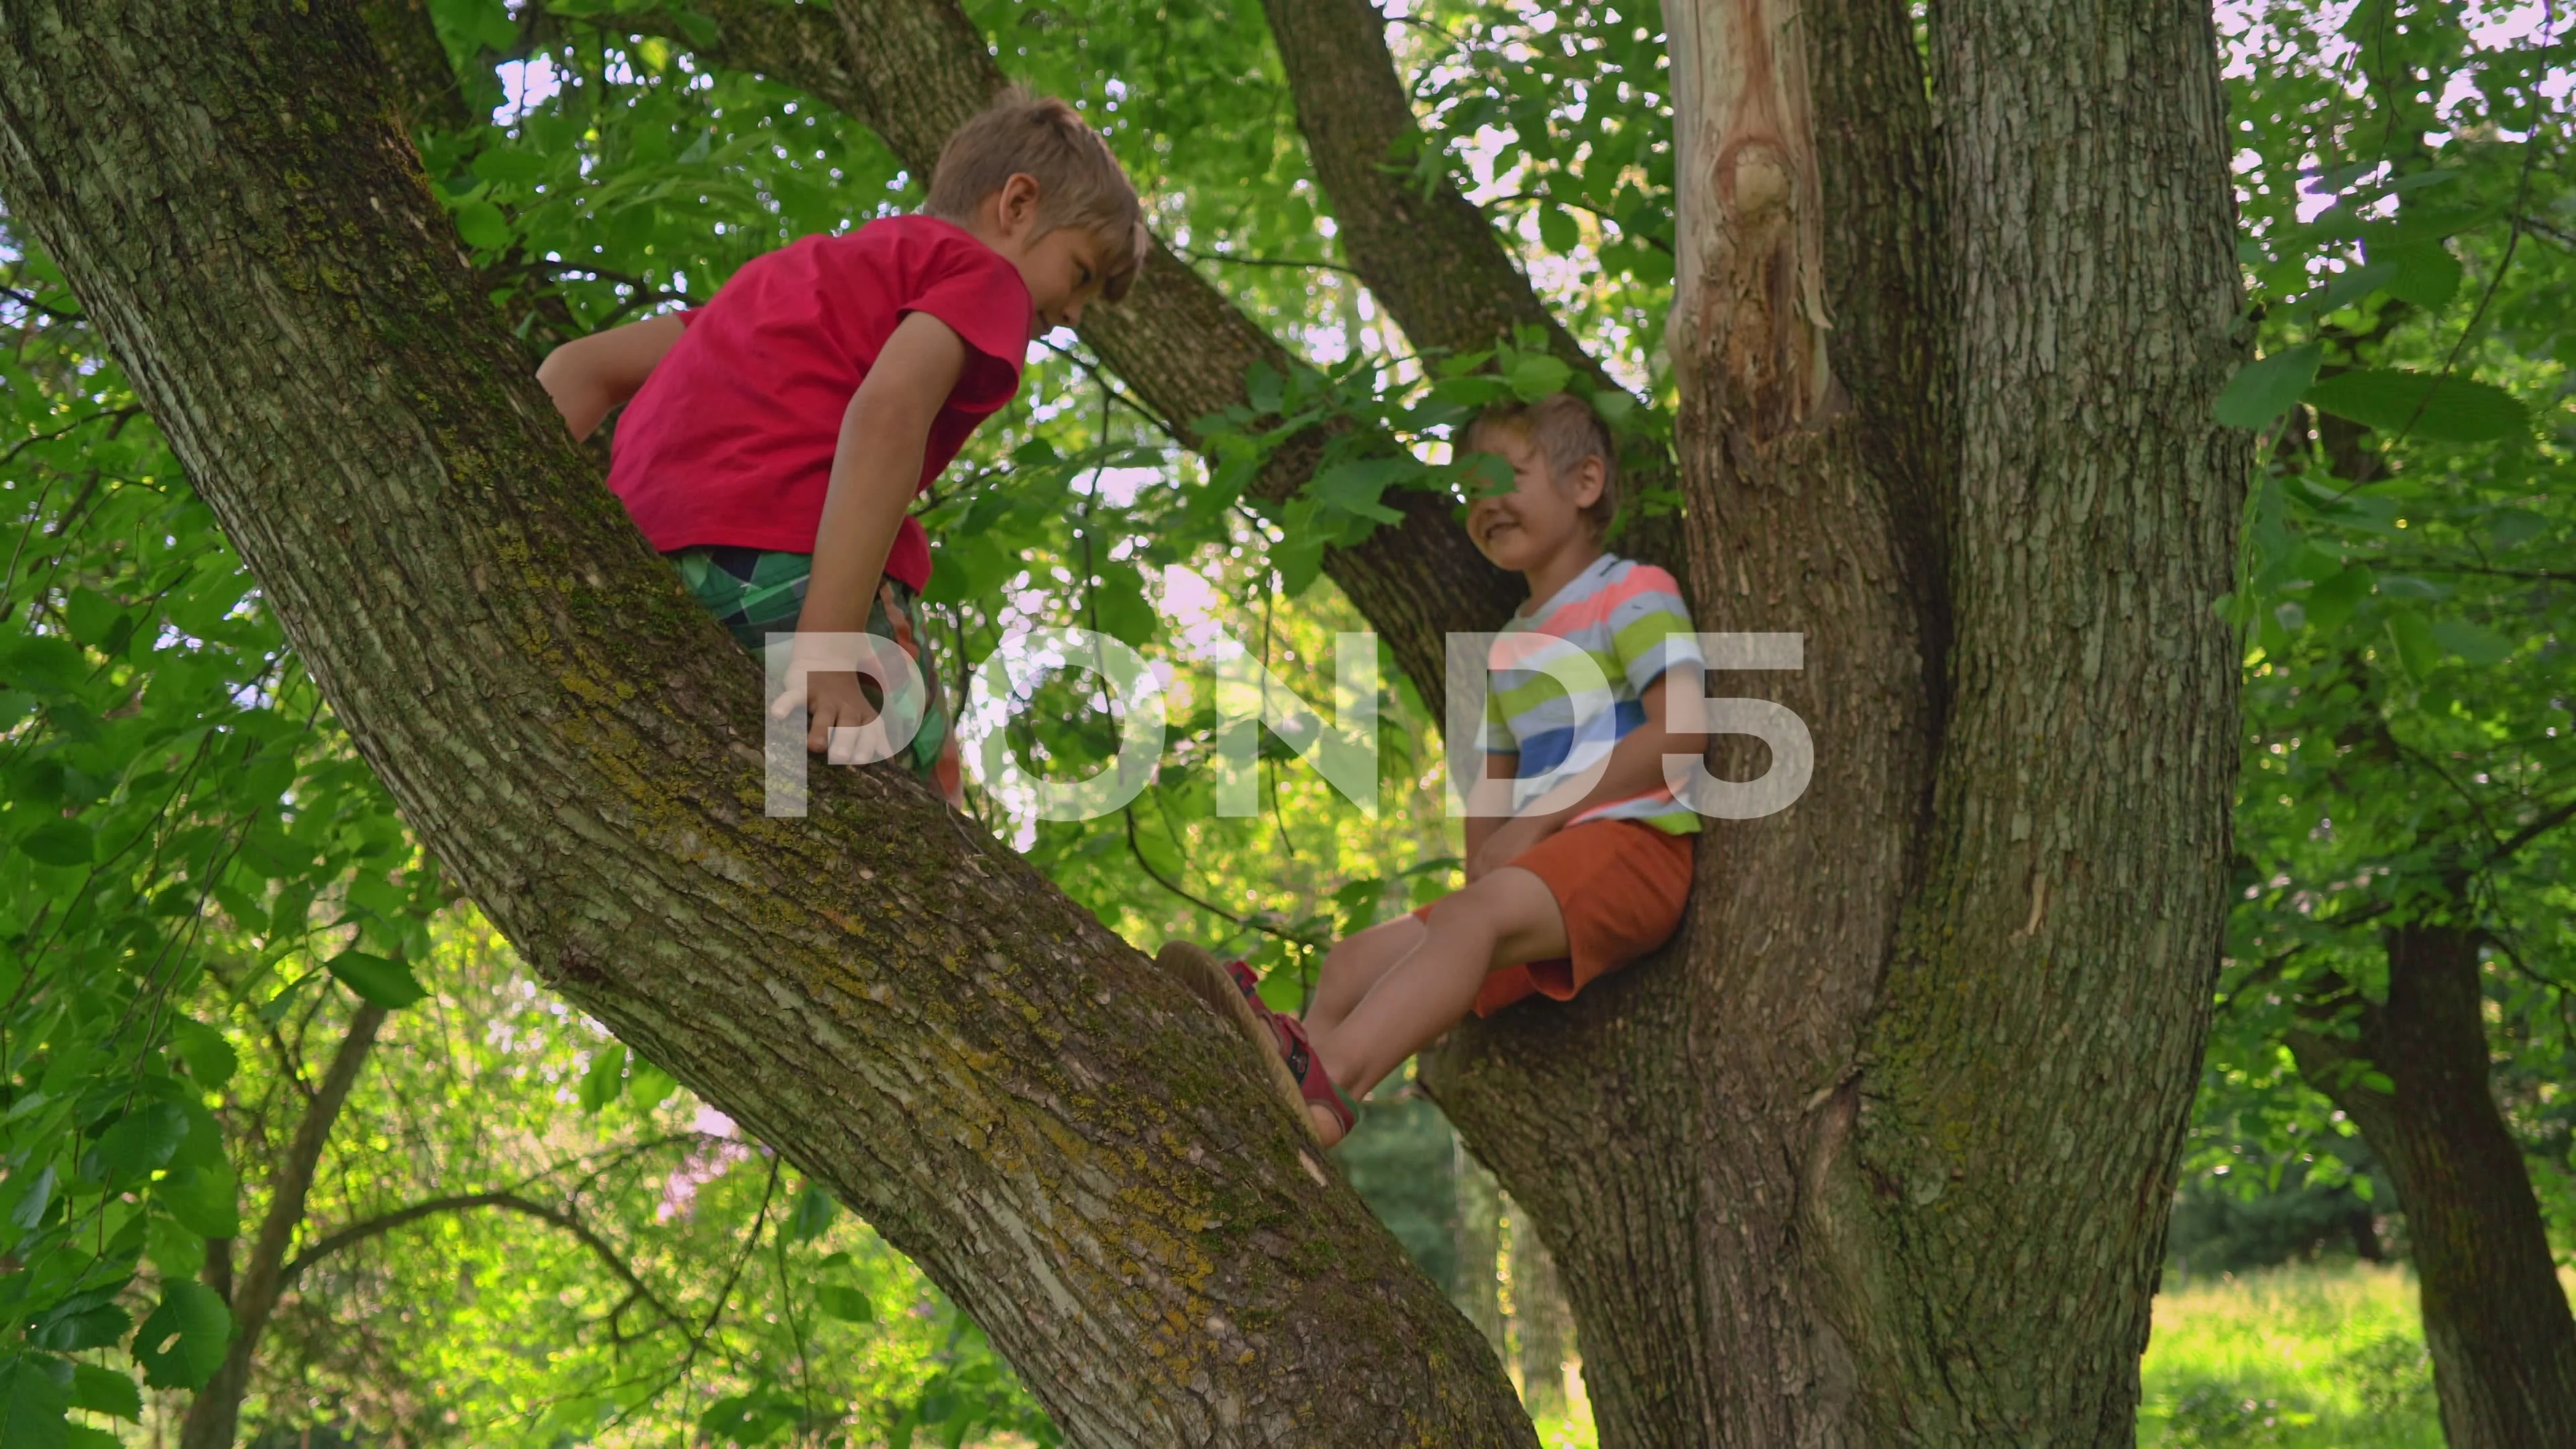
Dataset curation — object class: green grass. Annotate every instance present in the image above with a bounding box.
[2139,1261,2443,1448]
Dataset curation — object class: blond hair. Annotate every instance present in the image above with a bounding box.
[1468,392,1619,532]
[924,87,1145,302]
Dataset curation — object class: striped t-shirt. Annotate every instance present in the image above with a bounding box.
[1479,554,1703,835]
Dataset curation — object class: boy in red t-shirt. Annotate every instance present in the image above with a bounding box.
[538,89,1142,803]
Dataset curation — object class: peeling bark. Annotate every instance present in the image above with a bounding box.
[0,5,1536,1444]
[1666,0,1835,433]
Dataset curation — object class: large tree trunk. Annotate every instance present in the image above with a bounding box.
[1430,0,2245,1442]
[2290,923,2576,1449]
[0,5,1536,1445]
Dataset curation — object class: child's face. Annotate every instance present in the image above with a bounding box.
[1464,426,1603,573]
[981,173,1110,332]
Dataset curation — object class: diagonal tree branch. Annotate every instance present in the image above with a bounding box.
[0,6,1534,1444]
[1256,0,1589,370]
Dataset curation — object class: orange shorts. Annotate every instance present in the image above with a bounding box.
[1414,818,1697,1017]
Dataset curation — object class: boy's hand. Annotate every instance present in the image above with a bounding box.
[769,657,888,764]
[1466,812,1562,881]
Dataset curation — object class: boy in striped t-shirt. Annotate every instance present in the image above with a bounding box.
[1165,394,1707,1146]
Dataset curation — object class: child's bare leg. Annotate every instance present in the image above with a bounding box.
[1304,915,1430,1039]
[1305,867,1569,1142]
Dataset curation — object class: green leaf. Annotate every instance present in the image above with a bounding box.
[1537,201,1580,254]
[2303,369,2525,443]
[579,1042,627,1116]
[156,1161,239,1239]
[2379,243,2461,309]
[788,1183,837,1242]
[816,1282,875,1323]
[30,1302,130,1354]
[1506,354,1573,402]
[67,1364,139,1424]
[0,1354,71,1449]
[62,588,126,650]
[451,199,513,251]
[1244,362,1284,415]
[16,820,97,869]
[1090,561,1161,647]
[2302,261,2396,313]
[2386,610,2438,680]
[132,1281,231,1391]
[323,949,427,1009]
[91,1102,189,1180]
[2428,619,2512,665]
[2214,344,2320,428]
[168,1020,237,1090]
[1271,529,1327,599]
[626,1061,679,1114]
[9,1166,57,1233]
[470,148,549,186]
[2487,508,2546,547]
[1305,458,1413,527]
[2304,566,2372,634]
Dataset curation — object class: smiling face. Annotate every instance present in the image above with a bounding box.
[975,172,1111,332]
[1464,422,1606,576]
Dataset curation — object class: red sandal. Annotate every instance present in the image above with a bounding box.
[1157,943,1359,1140]
[1267,1008,1360,1137]
[1157,942,1308,1129]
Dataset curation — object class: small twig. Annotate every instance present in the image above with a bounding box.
[1178,246,1363,280]
[0,406,138,468]
[0,284,80,323]
[280,1189,688,1333]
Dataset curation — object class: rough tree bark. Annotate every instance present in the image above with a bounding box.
[1423,0,2245,1442]
[0,5,1536,1446]
[2290,920,2576,1449]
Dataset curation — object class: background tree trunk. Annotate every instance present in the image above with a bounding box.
[2291,922,2576,1449]
[1452,1140,1507,1357]
[1508,1201,1573,1417]
[0,5,1536,1445]
[183,1006,386,1449]
[1430,0,2245,1442]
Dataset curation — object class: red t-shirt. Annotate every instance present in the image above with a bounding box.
[605,215,1034,592]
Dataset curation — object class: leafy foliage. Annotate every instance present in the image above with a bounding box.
[2194,0,2575,1250]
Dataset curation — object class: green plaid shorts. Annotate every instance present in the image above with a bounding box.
[671,545,963,805]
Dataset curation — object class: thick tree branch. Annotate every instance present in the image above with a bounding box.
[1256,0,1585,369]
[182,1003,388,1449]
[0,7,1534,1443]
